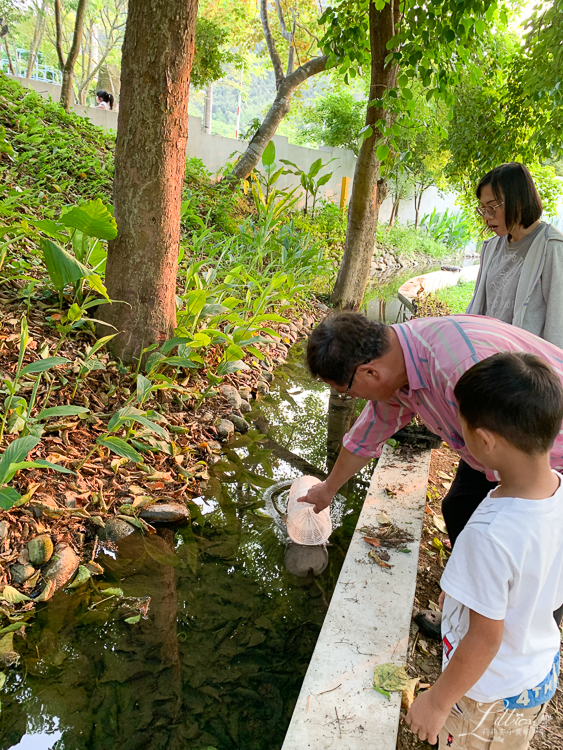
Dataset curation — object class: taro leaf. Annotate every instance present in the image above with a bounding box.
[373,663,410,698]
[0,435,40,485]
[20,356,69,377]
[36,405,89,420]
[216,359,250,376]
[101,587,123,597]
[1,586,31,604]
[0,487,21,510]
[29,218,68,242]
[262,140,275,167]
[137,373,152,404]
[66,565,92,589]
[40,238,93,290]
[125,614,141,625]
[60,198,117,240]
[97,436,143,463]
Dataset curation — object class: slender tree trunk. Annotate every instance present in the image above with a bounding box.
[331,0,398,310]
[388,197,400,229]
[59,0,88,112]
[26,0,48,78]
[229,55,327,181]
[204,83,213,133]
[4,39,15,75]
[98,0,199,363]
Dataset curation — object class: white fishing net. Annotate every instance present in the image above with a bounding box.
[286,475,332,546]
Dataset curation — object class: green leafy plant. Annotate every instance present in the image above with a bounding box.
[280,156,337,217]
[419,208,472,251]
[0,317,76,441]
[30,198,116,305]
[0,435,74,510]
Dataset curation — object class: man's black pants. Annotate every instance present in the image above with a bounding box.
[442,459,563,626]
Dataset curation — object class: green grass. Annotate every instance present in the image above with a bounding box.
[433,279,476,313]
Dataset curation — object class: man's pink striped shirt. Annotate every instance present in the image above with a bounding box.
[343,315,563,478]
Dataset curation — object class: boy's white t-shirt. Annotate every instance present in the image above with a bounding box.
[441,472,563,703]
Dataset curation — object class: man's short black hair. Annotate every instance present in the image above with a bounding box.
[454,352,563,455]
[476,162,543,231]
[306,313,390,386]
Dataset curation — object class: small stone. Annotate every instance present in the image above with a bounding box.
[11,563,36,584]
[27,534,54,566]
[201,411,214,423]
[216,419,235,440]
[228,414,250,433]
[207,440,222,452]
[38,544,80,601]
[260,371,273,383]
[256,381,269,396]
[238,388,251,401]
[139,503,190,523]
[219,384,242,410]
[99,517,136,542]
[239,400,251,414]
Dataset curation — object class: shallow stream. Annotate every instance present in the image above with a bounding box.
[0,342,373,750]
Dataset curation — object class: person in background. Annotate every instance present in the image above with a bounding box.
[416,162,563,639]
[96,90,114,111]
[467,162,563,348]
[406,352,563,749]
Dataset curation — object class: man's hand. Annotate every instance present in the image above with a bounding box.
[406,689,451,746]
[298,481,334,514]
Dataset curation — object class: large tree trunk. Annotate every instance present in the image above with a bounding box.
[229,55,327,181]
[98,0,199,364]
[59,0,88,112]
[331,0,399,310]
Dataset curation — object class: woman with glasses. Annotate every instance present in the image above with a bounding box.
[466,162,563,348]
[416,163,563,642]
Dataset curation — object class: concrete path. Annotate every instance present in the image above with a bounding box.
[282,443,431,750]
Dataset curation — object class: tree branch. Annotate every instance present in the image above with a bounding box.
[274,0,292,41]
[260,0,285,89]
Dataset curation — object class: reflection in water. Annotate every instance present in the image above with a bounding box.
[284,544,329,577]
[0,342,373,750]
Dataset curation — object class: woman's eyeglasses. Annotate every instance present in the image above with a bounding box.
[475,201,504,219]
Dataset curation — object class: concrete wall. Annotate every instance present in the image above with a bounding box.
[12,74,459,220]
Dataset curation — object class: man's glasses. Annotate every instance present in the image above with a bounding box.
[338,359,370,401]
[475,201,504,219]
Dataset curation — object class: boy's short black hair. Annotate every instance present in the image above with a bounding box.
[454,352,563,455]
[306,313,390,386]
[476,162,543,231]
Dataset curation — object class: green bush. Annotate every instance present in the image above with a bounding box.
[376,223,451,259]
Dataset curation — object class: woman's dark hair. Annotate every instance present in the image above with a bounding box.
[306,313,390,386]
[454,352,563,455]
[476,162,542,231]
[96,89,114,110]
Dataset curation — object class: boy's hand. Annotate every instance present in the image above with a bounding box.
[439,590,445,611]
[406,689,451,746]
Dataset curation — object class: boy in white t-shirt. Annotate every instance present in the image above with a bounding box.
[406,352,563,749]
